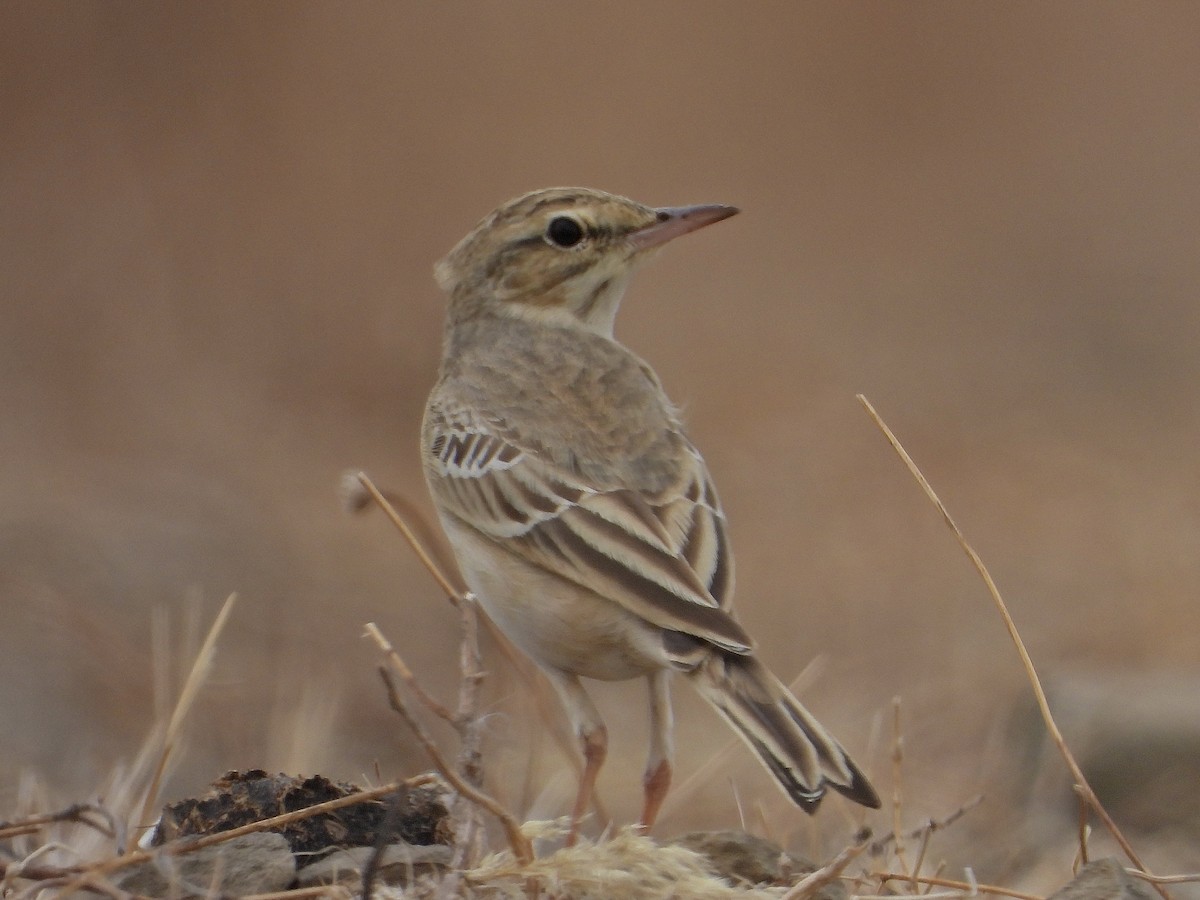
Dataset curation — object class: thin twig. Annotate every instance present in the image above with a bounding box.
[857,394,1167,900]
[378,667,533,866]
[1075,791,1090,868]
[355,473,461,603]
[242,888,354,899]
[137,593,239,838]
[342,471,460,583]
[450,596,488,867]
[0,861,79,882]
[909,824,933,894]
[928,860,949,896]
[1126,870,1200,886]
[890,696,909,879]
[870,870,1044,900]
[364,622,456,724]
[752,799,773,847]
[868,796,984,857]
[0,804,116,842]
[453,597,486,781]
[780,840,866,899]
[361,788,405,900]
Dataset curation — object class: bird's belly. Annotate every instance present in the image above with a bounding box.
[441,519,665,681]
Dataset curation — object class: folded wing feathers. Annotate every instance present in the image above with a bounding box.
[429,420,750,652]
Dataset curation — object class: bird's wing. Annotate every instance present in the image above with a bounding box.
[425,407,750,654]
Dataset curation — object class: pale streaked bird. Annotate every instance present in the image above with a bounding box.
[422,187,879,842]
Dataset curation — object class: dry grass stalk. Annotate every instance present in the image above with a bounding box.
[779,839,865,899]
[1128,871,1200,886]
[857,394,1169,899]
[888,696,908,880]
[136,592,239,840]
[869,870,1043,900]
[0,804,116,843]
[341,472,461,587]
[240,888,354,899]
[867,795,984,862]
[0,859,74,884]
[352,473,463,603]
[1074,793,1090,869]
[364,621,457,725]
[908,827,934,895]
[863,701,983,898]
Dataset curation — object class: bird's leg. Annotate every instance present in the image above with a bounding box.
[545,671,607,846]
[638,669,674,834]
[569,722,607,846]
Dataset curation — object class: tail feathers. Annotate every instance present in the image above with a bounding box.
[687,653,880,812]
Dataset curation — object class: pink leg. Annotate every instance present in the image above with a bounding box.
[639,758,672,833]
[638,670,675,833]
[544,670,608,846]
[567,723,608,847]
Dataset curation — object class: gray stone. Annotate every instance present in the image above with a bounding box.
[1048,858,1157,900]
[296,840,453,889]
[117,832,296,897]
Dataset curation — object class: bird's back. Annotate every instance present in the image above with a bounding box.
[429,314,691,498]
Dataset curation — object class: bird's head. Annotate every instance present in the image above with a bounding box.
[435,187,738,336]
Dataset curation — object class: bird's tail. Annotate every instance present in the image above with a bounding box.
[686,652,880,812]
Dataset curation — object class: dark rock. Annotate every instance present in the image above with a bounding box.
[151,770,454,866]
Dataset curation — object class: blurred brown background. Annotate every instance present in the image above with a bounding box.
[3,3,1198,891]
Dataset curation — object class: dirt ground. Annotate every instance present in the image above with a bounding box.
[2,5,1198,894]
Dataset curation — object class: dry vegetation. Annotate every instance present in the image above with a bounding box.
[1,403,1194,899]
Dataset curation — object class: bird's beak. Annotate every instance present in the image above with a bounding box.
[629,203,740,252]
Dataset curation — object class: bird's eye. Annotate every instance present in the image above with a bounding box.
[545,215,585,248]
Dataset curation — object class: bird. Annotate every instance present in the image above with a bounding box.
[421,186,879,843]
